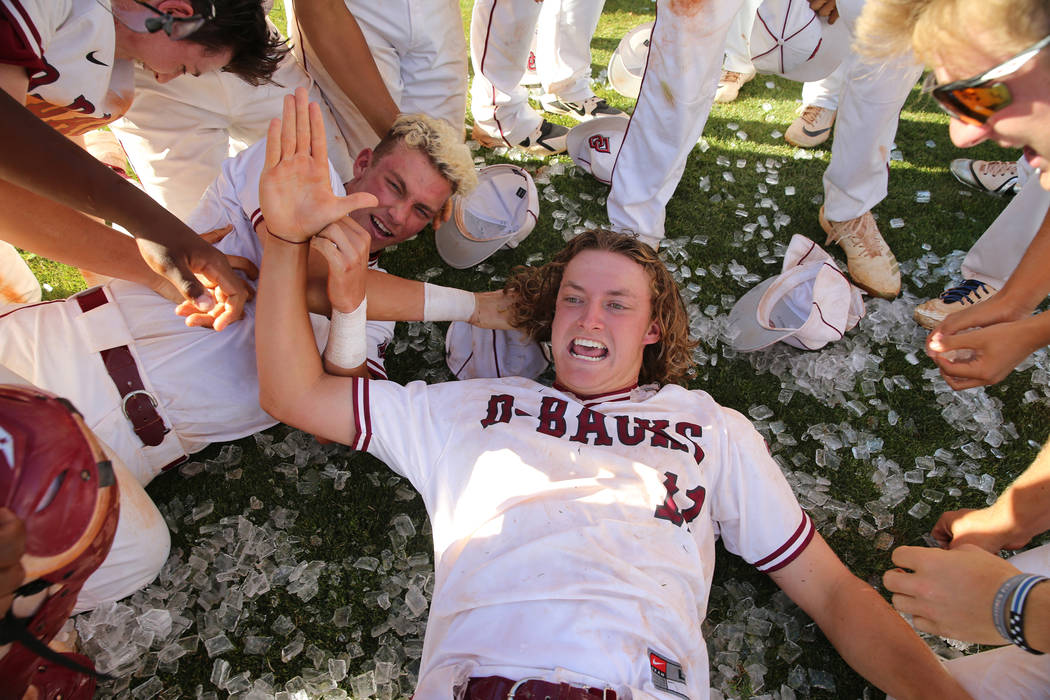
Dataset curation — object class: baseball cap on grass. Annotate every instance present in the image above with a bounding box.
[436,164,539,269]
[728,234,864,351]
[750,0,850,83]
[445,322,549,380]
[567,116,628,185]
[608,22,653,99]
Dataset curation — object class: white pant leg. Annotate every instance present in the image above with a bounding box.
[961,161,1050,289]
[800,61,847,111]
[942,543,1050,700]
[535,0,605,103]
[73,454,170,614]
[398,0,468,128]
[112,53,351,221]
[0,242,40,305]
[721,1,755,75]
[469,0,545,144]
[607,0,749,241]
[822,48,922,221]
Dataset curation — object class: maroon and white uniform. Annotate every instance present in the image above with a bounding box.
[0,0,134,136]
[0,139,392,485]
[350,377,812,698]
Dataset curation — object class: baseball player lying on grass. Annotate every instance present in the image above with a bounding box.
[256,91,972,700]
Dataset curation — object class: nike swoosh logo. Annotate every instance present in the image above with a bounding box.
[86,51,107,67]
[802,126,832,137]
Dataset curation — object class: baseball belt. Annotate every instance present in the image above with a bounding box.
[75,287,170,449]
[465,676,617,700]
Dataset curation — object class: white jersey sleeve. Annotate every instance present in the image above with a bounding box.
[348,378,461,488]
[705,405,813,573]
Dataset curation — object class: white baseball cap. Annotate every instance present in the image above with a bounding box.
[608,22,653,99]
[435,164,539,269]
[749,0,850,83]
[567,117,628,185]
[728,234,865,351]
[445,322,549,380]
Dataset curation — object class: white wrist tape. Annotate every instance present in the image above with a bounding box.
[423,283,476,322]
[324,298,367,369]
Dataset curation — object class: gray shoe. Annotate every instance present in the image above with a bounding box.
[950,159,1019,196]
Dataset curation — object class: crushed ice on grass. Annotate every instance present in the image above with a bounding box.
[75,116,1050,700]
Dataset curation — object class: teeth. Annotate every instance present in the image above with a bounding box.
[574,338,606,349]
[570,353,603,362]
[569,337,607,362]
[371,215,393,237]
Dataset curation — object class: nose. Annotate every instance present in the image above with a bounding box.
[579,300,604,330]
[154,71,179,84]
[388,199,411,228]
[949,117,993,149]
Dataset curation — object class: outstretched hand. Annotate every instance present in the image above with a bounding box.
[260,88,377,244]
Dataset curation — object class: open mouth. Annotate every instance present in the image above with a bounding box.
[371,215,394,238]
[569,338,608,362]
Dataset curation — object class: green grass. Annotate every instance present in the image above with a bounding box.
[22,1,1049,698]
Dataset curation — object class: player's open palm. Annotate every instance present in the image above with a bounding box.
[261,88,376,242]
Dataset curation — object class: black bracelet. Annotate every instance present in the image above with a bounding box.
[1006,574,1047,655]
[269,230,311,245]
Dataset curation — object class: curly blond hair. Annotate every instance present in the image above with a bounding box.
[371,114,478,196]
[504,229,697,387]
[856,0,1050,63]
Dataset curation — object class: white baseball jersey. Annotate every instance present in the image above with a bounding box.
[0,0,135,135]
[469,0,605,145]
[350,377,812,698]
[0,139,393,485]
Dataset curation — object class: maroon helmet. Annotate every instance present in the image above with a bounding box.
[0,384,120,698]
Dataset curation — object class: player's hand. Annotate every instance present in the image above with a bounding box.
[174,254,259,330]
[135,232,255,330]
[808,0,839,24]
[932,506,1031,552]
[884,544,1018,645]
[311,217,372,313]
[0,508,26,619]
[470,290,515,330]
[926,318,1040,390]
[261,88,377,244]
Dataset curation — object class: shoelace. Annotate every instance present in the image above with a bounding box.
[720,71,747,85]
[799,105,827,126]
[826,218,885,259]
[940,279,990,304]
[975,161,1016,178]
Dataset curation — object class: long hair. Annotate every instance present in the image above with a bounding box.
[504,229,697,386]
[186,0,287,86]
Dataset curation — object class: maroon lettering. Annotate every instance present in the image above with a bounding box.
[537,396,568,437]
[570,408,613,445]
[675,422,706,464]
[680,486,706,522]
[615,415,647,446]
[653,472,684,525]
[480,394,514,428]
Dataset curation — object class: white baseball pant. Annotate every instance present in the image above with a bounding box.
[0,242,40,305]
[110,52,353,222]
[287,0,467,157]
[801,63,847,111]
[961,160,1050,290]
[470,0,605,145]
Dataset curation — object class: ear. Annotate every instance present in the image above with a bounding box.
[352,148,373,180]
[155,0,195,18]
[642,320,660,346]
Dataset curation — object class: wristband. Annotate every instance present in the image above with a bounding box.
[324,298,367,369]
[993,574,1026,643]
[269,230,311,245]
[1006,574,1047,655]
[423,283,476,322]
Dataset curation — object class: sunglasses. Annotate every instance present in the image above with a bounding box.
[928,33,1050,125]
[130,0,215,40]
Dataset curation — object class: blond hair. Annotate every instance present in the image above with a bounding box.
[856,0,1050,64]
[372,114,478,197]
[504,229,698,387]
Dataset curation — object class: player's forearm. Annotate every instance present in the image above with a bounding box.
[0,179,173,296]
[291,0,400,137]
[256,237,325,420]
[820,576,971,699]
[992,439,1050,543]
